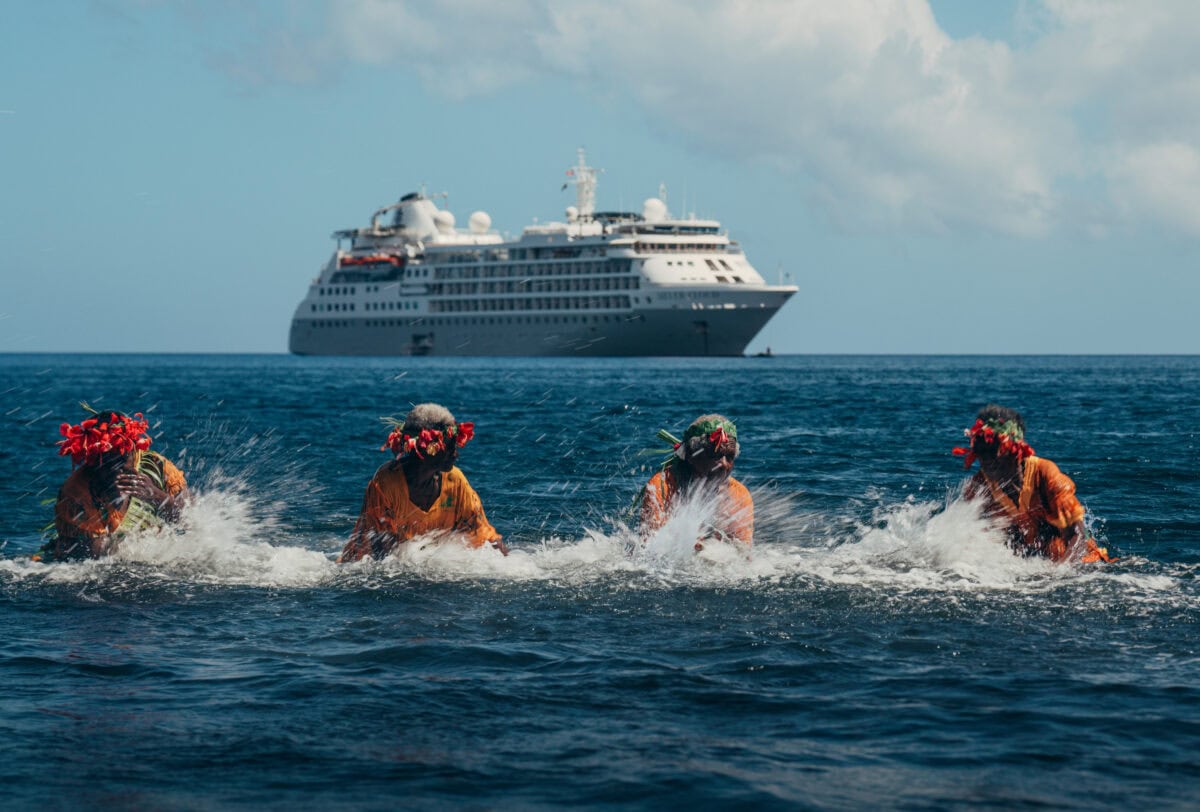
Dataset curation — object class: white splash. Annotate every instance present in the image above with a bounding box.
[0,483,1189,608]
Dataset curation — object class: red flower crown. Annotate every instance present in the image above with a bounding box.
[382,422,475,458]
[952,418,1034,469]
[707,426,732,452]
[58,412,152,467]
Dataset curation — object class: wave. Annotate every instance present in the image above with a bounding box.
[0,481,1189,609]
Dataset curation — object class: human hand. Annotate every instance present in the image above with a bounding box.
[114,472,165,505]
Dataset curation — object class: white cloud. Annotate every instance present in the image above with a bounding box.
[192,0,1200,238]
[1109,141,1200,236]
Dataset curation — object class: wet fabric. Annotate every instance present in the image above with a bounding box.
[640,463,754,545]
[966,455,1088,561]
[341,464,501,561]
[47,452,187,560]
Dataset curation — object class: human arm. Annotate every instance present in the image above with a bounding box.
[724,479,754,546]
[1032,459,1088,562]
[452,476,507,555]
[50,471,126,559]
[114,458,189,523]
[639,471,670,535]
[338,474,398,562]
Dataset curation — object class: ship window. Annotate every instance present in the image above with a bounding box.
[715,275,728,283]
[733,276,744,283]
[705,260,717,270]
[719,260,732,271]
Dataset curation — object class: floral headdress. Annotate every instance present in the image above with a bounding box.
[952,417,1034,469]
[382,420,475,459]
[683,416,738,455]
[57,404,151,467]
[652,415,739,468]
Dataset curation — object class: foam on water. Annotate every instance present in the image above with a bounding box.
[0,480,1189,611]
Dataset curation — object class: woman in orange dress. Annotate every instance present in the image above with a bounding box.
[37,408,189,561]
[640,414,754,550]
[954,404,1112,563]
[339,403,507,561]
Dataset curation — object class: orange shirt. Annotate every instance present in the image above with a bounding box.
[640,464,754,545]
[340,464,501,561]
[966,456,1086,560]
[50,453,187,559]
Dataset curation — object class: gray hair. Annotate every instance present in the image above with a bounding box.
[401,402,456,434]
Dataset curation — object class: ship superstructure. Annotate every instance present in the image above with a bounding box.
[288,151,796,356]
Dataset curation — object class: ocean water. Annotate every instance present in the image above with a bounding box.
[1,354,1197,810]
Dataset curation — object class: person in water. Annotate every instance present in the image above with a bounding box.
[36,408,189,561]
[640,414,754,549]
[339,403,507,561]
[954,404,1112,563]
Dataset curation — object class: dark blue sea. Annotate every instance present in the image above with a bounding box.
[1,354,1198,810]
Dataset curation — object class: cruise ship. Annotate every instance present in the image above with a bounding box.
[288,151,797,356]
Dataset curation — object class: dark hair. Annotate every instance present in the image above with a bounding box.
[972,404,1025,457]
[975,404,1024,433]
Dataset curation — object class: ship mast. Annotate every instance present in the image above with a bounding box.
[567,148,600,220]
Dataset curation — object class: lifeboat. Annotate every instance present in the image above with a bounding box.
[339,254,404,268]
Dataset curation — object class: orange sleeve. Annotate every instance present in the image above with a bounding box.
[55,476,99,539]
[451,475,501,548]
[1034,458,1086,530]
[341,471,397,562]
[640,471,670,532]
[725,479,755,545]
[160,458,187,495]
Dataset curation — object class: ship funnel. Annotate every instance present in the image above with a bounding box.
[389,194,441,241]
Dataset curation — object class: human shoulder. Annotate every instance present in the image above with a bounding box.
[1028,455,1070,483]
[963,471,988,499]
[145,452,187,492]
[647,462,683,490]
[444,466,477,492]
[371,460,405,481]
[727,476,752,501]
[57,467,92,505]
[62,466,91,489]
[645,468,668,490]
[364,461,408,500]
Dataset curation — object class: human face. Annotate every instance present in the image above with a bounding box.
[430,437,459,473]
[687,441,736,482]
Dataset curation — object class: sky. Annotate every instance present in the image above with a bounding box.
[1,0,1198,354]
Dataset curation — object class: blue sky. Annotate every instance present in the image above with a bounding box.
[2,1,1197,354]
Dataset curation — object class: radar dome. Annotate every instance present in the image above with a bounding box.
[643,197,668,222]
[565,205,579,223]
[433,210,456,233]
[468,211,491,233]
